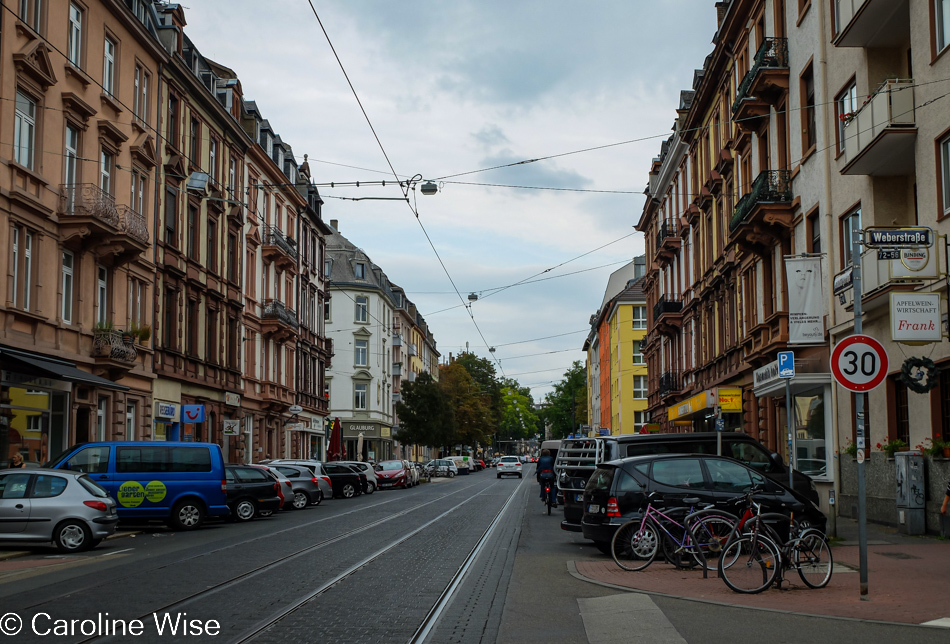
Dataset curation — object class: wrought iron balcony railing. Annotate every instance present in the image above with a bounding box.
[655,221,679,248]
[658,371,680,398]
[116,205,149,243]
[732,37,789,114]
[729,170,792,231]
[653,295,684,322]
[92,329,138,363]
[262,299,299,328]
[263,225,298,261]
[60,184,121,228]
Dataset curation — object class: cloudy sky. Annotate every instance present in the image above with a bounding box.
[183,1,717,401]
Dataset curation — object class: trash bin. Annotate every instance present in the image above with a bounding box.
[895,451,925,535]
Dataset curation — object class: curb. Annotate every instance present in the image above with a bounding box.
[0,529,142,562]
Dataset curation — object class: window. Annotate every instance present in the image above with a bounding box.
[163,288,177,348]
[940,134,950,217]
[632,340,644,365]
[651,458,704,488]
[11,227,35,312]
[131,170,147,214]
[126,401,137,441]
[128,278,145,327]
[354,384,367,410]
[632,305,647,330]
[207,218,217,272]
[206,308,218,364]
[96,265,108,325]
[228,157,236,195]
[187,204,197,259]
[99,148,113,195]
[938,0,950,53]
[64,124,79,187]
[706,459,758,493]
[209,138,217,182]
[354,262,366,279]
[103,37,116,95]
[68,3,82,66]
[801,64,817,153]
[836,81,857,154]
[228,232,238,282]
[167,94,179,148]
[355,296,368,323]
[324,259,331,277]
[355,339,368,366]
[324,299,331,322]
[62,251,74,324]
[19,0,42,32]
[96,397,107,441]
[190,118,199,165]
[841,207,861,267]
[164,186,178,246]
[14,91,36,170]
[633,376,647,399]
[634,411,648,434]
[133,65,149,123]
[807,211,821,254]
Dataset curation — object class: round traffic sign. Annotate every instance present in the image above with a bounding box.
[830,334,889,392]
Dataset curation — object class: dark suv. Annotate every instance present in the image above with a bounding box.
[581,453,826,555]
[224,465,282,521]
[557,432,819,534]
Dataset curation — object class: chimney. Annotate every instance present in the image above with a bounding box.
[330,219,338,231]
[715,1,730,27]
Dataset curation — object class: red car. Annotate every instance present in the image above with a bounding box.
[375,460,410,489]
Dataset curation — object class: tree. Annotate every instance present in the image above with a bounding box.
[455,352,504,431]
[499,386,540,443]
[439,362,493,449]
[394,372,454,449]
[543,361,588,439]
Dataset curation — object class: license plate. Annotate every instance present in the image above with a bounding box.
[576,493,583,502]
[588,504,600,514]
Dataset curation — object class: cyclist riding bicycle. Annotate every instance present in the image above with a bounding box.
[536,449,557,507]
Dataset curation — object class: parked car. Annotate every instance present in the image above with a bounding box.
[375,460,411,489]
[247,464,296,510]
[446,456,472,475]
[557,432,819,535]
[496,456,523,479]
[333,461,378,494]
[0,469,118,552]
[581,453,827,556]
[224,465,282,521]
[47,441,229,530]
[404,460,420,486]
[267,464,325,508]
[424,459,457,478]
[262,459,333,501]
[322,462,365,498]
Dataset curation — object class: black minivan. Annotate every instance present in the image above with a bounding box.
[557,432,819,534]
[581,453,827,555]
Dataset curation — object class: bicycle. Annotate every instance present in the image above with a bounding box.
[611,492,736,572]
[718,490,833,594]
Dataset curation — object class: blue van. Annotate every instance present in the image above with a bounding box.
[47,442,229,530]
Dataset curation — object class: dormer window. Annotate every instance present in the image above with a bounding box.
[355,262,366,280]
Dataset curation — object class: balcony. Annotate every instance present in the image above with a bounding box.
[653,296,683,335]
[261,225,299,273]
[392,362,402,377]
[841,79,916,176]
[262,381,293,411]
[732,38,789,128]
[833,0,910,49]
[744,312,789,366]
[655,221,681,267]
[408,343,418,357]
[393,333,402,347]
[728,170,794,247]
[261,299,299,343]
[393,392,402,404]
[59,185,148,262]
[407,371,417,383]
[658,371,682,399]
[91,328,138,379]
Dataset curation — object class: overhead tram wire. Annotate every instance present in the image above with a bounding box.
[304,0,505,375]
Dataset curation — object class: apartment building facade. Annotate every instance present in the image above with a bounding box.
[1,0,168,466]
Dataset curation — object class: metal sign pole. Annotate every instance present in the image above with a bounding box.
[853,228,869,600]
[787,377,794,491]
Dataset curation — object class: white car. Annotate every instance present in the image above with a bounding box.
[496,456,523,479]
[336,461,379,493]
[404,460,420,487]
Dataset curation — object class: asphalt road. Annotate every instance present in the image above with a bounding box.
[0,470,946,644]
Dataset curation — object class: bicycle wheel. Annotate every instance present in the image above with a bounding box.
[795,530,833,588]
[688,514,736,570]
[718,535,780,594]
[662,532,697,569]
[611,518,660,572]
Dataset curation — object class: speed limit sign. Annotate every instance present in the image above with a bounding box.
[830,334,889,392]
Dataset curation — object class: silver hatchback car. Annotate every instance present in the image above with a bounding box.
[0,468,118,552]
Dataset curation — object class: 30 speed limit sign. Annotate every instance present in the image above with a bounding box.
[830,334,889,392]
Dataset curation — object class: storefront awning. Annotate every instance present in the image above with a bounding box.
[0,346,129,391]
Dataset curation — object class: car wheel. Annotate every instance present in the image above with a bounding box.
[448,471,455,478]
[310,491,323,506]
[518,473,522,478]
[54,520,91,552]
[366,482,376,495]
[292,492,309,510]
[342,483,356,498]
[234,499,257,522]
[169,499,205,530]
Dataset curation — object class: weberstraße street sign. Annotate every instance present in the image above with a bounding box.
[863,226,933,248]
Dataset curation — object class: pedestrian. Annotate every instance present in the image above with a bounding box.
[941,478,950,515]
[9,453,26,469]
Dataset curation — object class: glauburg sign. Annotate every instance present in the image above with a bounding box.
[890,292,942,343]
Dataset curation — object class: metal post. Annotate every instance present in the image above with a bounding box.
[852,228,869,600]
[787,377,794,490]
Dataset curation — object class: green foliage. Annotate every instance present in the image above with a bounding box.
[439,362,493,447]
[499,386,539,442]
[455,352,504,430]
[394,372,455,448]
[542,361,588,439]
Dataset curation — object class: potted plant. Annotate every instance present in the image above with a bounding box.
[133,324,151,346]
[93,320,115,334]
[876,438,908,459]
[841,438,858,458]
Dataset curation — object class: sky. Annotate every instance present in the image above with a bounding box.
[182,0,718,401]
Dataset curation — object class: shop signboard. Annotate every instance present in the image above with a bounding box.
[182,405,205,424]
[717,388,743,412]
[890,293,942,344]
[225,393,241,407]
[154,402,179,421]
[222,420,240,436]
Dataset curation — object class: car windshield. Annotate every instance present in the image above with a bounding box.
[377,461,403,471]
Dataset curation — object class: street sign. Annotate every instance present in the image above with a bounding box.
[715,418,725,432]
[778,351,795,378]
[830,334,889,392]
[289,405,303,415]
[864,226,933,248]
